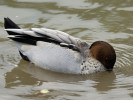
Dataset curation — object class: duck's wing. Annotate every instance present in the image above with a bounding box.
[4,18,90,61]
[31,28,90,52]
[4,18,89,51]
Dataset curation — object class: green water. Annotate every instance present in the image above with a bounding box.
[0,0,133,100]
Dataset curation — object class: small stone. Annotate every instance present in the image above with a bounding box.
[35,89,50,94]
[40,89,50,94]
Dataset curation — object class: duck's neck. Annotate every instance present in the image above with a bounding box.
[80,56,105,74]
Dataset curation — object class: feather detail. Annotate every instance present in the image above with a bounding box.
[5,29,27,34]
[5,26,89,53]
[23,31,41,37]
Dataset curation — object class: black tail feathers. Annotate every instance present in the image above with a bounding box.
[4,17,20,29]
[4,18,31,61]
[4,17,20,35]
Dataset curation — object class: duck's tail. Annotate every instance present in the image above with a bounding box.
[4,17,20,35]
[4,18,31,61]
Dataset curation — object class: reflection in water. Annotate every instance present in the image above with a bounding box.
[93,72,116,92]
[5,66,39,88]
[6,60,91,83]
[5,60,116,92]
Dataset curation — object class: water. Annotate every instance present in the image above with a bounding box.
[0,0,133,100]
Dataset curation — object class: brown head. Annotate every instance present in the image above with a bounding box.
[89,41,116,71]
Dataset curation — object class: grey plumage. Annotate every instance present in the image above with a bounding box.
[4,18,105,74]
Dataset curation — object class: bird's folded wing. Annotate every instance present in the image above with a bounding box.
[5,28,89,52]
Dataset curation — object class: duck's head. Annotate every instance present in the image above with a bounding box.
[89,41,116,71]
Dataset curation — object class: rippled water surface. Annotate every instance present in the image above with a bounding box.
[0,0,133,100]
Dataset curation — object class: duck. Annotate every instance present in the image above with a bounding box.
[4,17,116,74]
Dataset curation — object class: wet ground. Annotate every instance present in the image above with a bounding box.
[0,0,133,100]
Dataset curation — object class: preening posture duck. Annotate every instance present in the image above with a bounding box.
[4,18,116,74]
